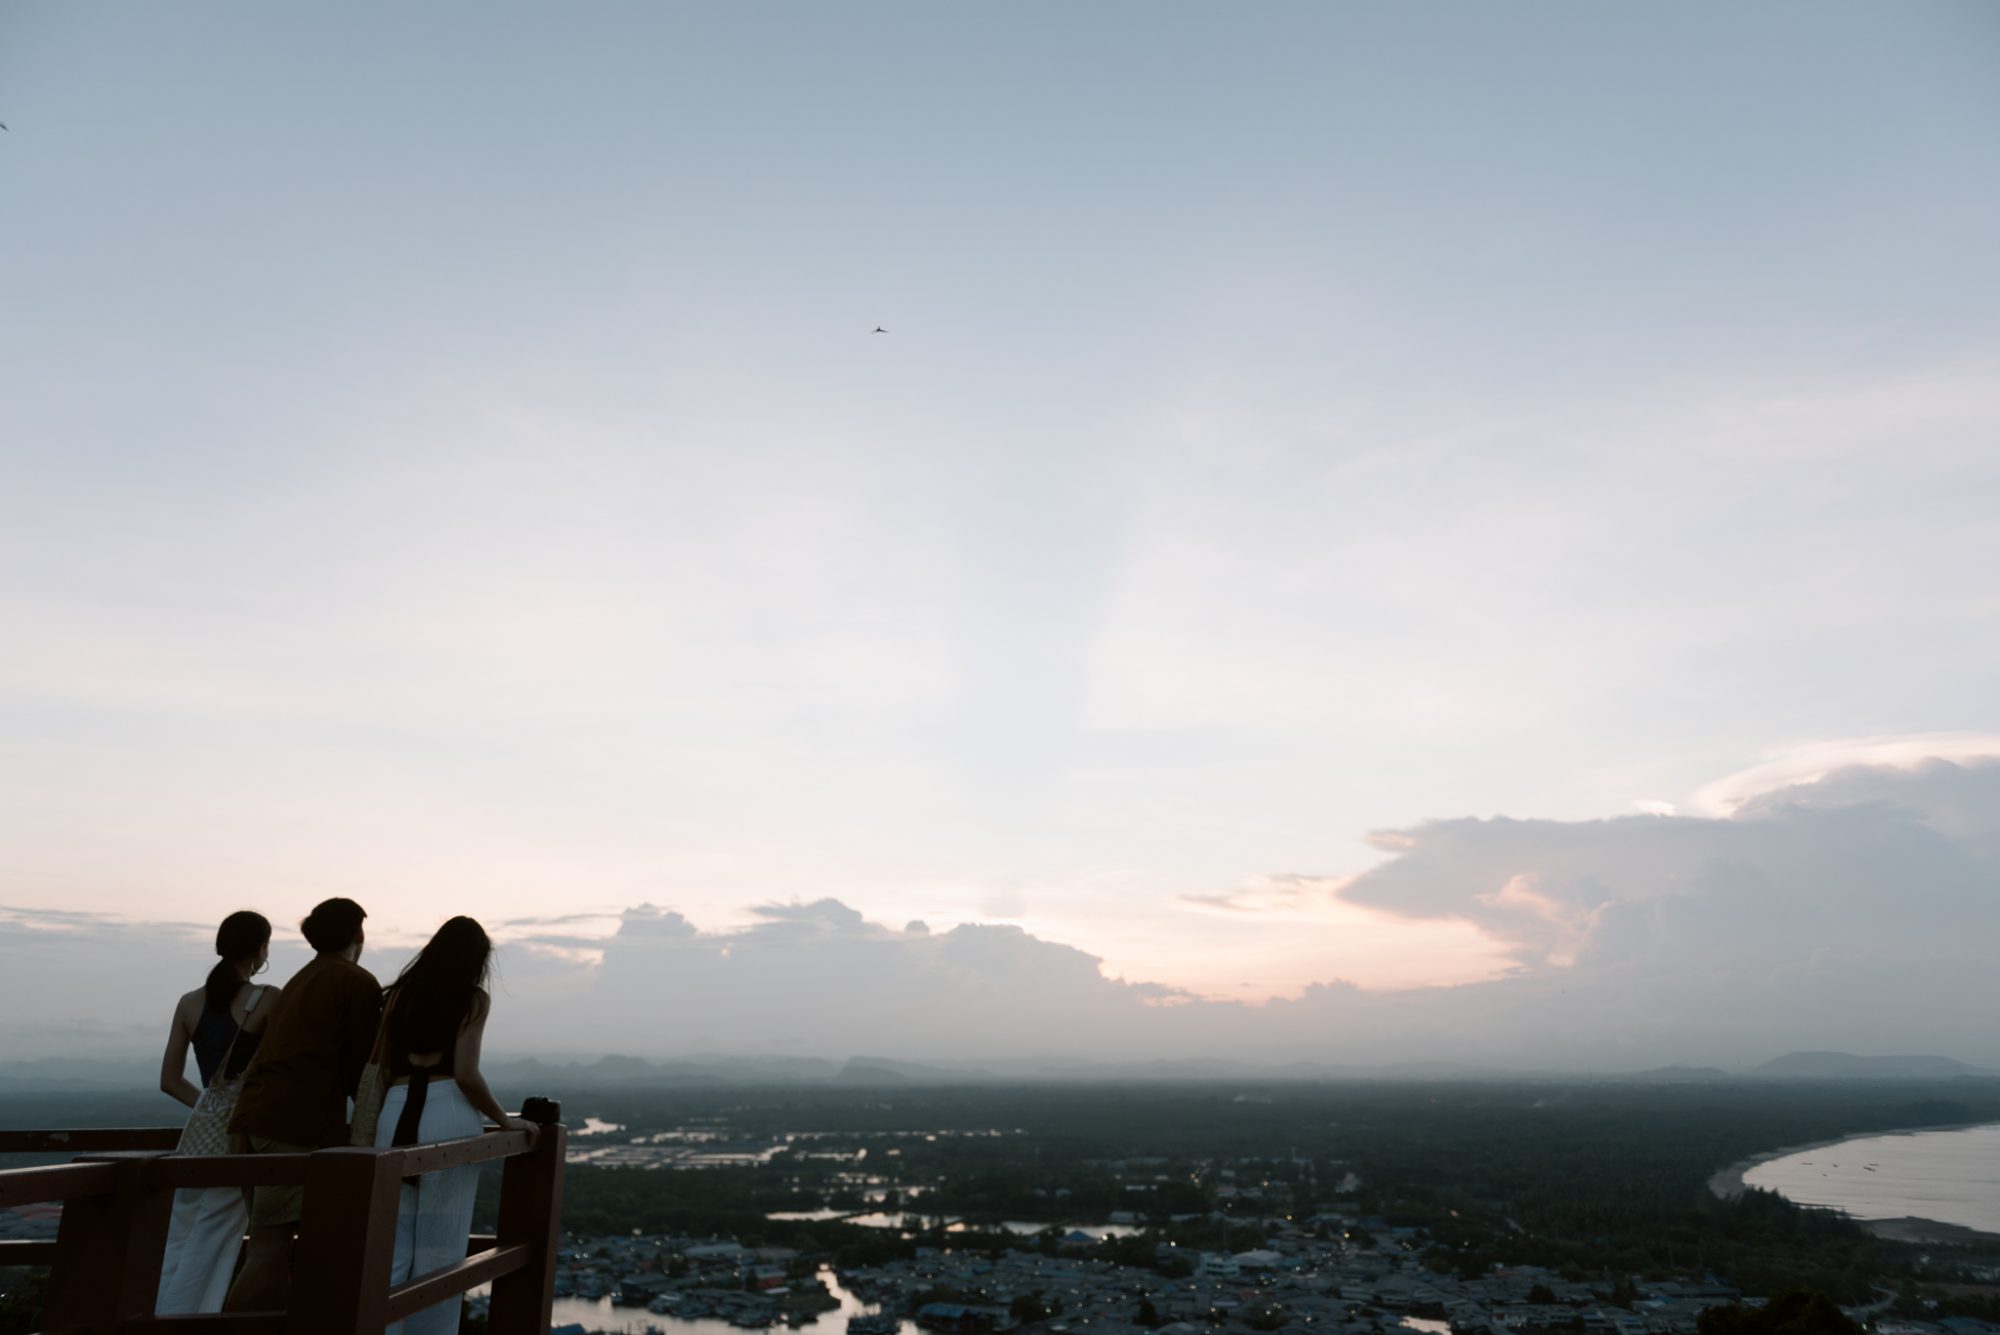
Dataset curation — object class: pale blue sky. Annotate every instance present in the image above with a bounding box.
[3,2,1998,1002]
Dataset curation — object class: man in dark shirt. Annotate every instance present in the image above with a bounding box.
[224,897,382,1311]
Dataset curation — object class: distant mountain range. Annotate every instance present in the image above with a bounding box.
[474,1050,2000,1088]
[1748,1051,1990,1079]
[1,1049,1993,1093]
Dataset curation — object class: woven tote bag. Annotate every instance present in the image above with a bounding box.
[173,984,270,1156]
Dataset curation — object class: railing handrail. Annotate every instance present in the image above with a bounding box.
[0,1159,119,1209]
[1,1126,535,1177]
[0,1127,183,1154]
[0,1117,567,1335]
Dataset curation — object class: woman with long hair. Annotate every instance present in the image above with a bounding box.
[374,916,529,1335]
[155,910,274,1313]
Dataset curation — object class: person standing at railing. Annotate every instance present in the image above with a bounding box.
[223,897,383,1312]
[154,910,274,1314]
[373,916,533,1335]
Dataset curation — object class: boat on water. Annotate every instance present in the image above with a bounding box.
[730,1313,775,1329]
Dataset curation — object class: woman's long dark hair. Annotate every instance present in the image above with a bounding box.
[206,911,272,1014]
[386,917,493,1055]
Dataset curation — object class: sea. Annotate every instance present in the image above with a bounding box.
[1741,1122,2000,1234]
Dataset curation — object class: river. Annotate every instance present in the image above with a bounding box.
[548,1265,881,1335]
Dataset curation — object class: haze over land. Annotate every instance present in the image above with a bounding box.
[2,4,1998,1070]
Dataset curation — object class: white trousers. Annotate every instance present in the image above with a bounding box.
[154,1185,248,1313]
[376,1080,485,1335]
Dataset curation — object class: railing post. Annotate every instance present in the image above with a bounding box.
[489,1116,565,1335]
[41,1152,175,1333]
[289,1146,405,1335]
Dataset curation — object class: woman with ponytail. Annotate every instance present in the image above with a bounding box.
[154,910,274,1313]
[372,916,530,1335]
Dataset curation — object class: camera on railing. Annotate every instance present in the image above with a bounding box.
[519,1096,561,1126]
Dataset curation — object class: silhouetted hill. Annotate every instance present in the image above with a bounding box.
[585,1054,660,1080]
[835,1057,1000,1084]
[32,1048,1992,1097]
[483,1054,845,1087]
[834,1060,910,1084]
[1752,1051,1990,1079]
[0,1057,154,1089]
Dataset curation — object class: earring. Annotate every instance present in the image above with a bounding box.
[254,959,269,976]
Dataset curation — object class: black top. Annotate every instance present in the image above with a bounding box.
[384,986,471,1079]
[191,1005,237,1087]
[193,985,270,1086]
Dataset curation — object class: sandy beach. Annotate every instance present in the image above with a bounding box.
[1707,1134,1863,1201]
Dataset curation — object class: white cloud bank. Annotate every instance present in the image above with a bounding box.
[12,754,1995,1071]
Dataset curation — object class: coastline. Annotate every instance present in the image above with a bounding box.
[1708,1121,2000,1246]
[1861,1216,2000,1247]
[1707,1135,1861,1202]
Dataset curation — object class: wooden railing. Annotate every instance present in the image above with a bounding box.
[0,1110,567,1335]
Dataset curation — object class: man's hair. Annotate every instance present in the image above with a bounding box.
[300,898,367,954]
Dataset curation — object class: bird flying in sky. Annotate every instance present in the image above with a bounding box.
[872,326,887,334]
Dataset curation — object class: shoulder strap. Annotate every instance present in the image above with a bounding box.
[368,991,397,1066]
[208,994,258,1088]
[213,986,282,1086]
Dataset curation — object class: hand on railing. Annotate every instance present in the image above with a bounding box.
[493,1095,562,1135]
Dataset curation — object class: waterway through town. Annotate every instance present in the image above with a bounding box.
[549,1265,877,1335]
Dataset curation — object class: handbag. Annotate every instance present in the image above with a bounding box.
[349,995,395,1146]
[173,985,270,1157]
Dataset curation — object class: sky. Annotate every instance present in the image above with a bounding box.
[2,3,1998,1065]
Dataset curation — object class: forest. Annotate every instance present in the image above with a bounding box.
[540,1077,2000,1300]
[7,1077,2000,1308]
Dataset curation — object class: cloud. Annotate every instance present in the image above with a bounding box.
[6,755,1998,1069]
[507,901,1186,1060]
[744,899,873,933]
[1691,734,2000,815]
[486,760,2000,1066]
[1307,757,2000,1062]
[1472,874,1608,969]
[0,909,279,1057]
[1176,874,1351,917]
[0,904,205,935]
